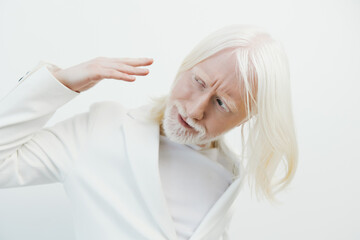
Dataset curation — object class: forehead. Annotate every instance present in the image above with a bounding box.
[194,48,238,84]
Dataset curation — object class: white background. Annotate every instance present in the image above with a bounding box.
[0,0,359,239]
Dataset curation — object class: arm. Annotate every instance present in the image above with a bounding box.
[0,63,80,187]
[0,57,153,188]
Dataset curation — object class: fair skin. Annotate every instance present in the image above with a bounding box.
[163,48,248,146]
[51,57,154,93]
[52,51,248,146]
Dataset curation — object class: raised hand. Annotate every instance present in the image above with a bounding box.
[50,57,154,93]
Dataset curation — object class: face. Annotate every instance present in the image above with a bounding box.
[163,48,249,146]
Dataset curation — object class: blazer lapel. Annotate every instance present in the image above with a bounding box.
[189,174,244,240]
[123,105,178,240]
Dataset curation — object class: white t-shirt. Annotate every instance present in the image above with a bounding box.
[158,136,233,240]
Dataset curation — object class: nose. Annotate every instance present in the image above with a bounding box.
[186,94,210,121]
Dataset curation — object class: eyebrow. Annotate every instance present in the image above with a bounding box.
[193,67,239,113]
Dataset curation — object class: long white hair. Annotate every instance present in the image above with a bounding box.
[150,25,298,202]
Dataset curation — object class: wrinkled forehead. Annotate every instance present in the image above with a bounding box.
[195,48,239,83]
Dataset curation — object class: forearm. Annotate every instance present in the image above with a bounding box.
[0,62,79,160]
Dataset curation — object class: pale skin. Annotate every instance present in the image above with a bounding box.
[167,48,248,141]
[51,57,154,93]
[51,51,251,147]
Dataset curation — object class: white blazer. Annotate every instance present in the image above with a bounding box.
[0,65,243,240]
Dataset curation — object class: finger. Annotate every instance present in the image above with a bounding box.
[103,69,136,82]
[115,57,154,67]
[102,62,150,76]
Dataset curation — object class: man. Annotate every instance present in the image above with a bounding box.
[0,25,298,239]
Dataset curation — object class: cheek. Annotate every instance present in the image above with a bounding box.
[170,79,193,100]
[206,115,239,136]
[206,116,225,136]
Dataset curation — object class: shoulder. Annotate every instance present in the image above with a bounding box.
[85,101,128,130]
[87,101,155,127]
[89,101,127,116]
[216,139,244,181]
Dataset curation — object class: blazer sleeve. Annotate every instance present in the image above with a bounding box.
[0,63,83,188]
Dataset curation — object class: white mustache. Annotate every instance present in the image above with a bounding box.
[173,101,206,135]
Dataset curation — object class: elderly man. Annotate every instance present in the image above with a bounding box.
[0,25,298,240]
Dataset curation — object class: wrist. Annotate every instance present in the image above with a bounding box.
[48,67,80,93]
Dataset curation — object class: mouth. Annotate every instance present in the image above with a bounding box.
[178,114,193,129]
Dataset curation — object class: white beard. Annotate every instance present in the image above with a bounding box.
[162,101,220,145]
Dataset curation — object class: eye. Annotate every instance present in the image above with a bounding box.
[215,98,229,112]
[193,75,205,88]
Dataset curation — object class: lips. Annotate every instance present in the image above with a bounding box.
[178,114,193,129]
